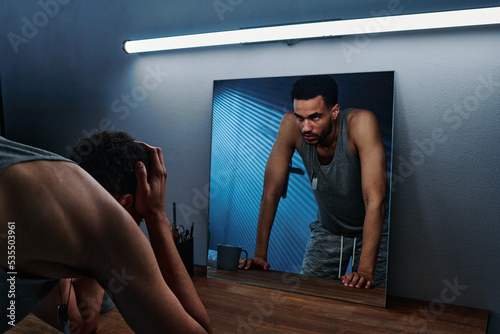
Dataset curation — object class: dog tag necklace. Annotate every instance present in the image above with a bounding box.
[311,120,337,191]
[311,170,318,190]
[57,279,73,334]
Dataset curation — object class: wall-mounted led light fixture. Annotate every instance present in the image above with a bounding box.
[124,7,500,54]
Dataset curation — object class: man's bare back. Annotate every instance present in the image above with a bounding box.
[0,141,211,333]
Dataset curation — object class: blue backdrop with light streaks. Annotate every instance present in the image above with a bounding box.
[209,72,394,274]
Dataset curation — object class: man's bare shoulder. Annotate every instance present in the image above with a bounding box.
[347,108,377,122]
[347,108,381,134]
[277,111,302,150]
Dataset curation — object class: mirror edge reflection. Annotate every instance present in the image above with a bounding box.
[207,71,395,308]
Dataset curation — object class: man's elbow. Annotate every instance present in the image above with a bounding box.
[364,197,386,217]
[261,189,282,203]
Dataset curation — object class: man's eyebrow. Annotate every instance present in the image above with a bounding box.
[294,112,323,119]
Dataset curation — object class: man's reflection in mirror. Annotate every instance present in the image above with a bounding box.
[241,75,388,289]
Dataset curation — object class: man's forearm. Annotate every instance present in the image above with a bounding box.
[145,215,212,333]
[254,192,281,258]
[357,206,384,278]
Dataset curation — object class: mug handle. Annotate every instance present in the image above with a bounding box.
[239,250,248,264]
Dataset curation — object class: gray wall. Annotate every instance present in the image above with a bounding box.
[1,1,499,332]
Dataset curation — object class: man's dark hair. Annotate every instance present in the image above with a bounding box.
[67,131,150,196]
[290,75,339,109]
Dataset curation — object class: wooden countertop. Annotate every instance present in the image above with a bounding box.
[196,274,489,333]
[206,266,387,308]
[8,270,489,333]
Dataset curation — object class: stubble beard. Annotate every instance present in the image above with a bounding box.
[304,119,334,147]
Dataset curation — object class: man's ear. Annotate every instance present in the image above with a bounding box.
[331,104,340,120]
[116,194,134,209]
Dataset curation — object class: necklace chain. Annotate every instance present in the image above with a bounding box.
[320,118,337,163]
[312,117,338,190]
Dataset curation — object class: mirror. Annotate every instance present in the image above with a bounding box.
[207,71,394,307]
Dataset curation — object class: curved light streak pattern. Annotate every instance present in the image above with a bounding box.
[210,79,317,273]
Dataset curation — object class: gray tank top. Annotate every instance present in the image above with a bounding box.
[0,136,72,172]
[299,108,366,236]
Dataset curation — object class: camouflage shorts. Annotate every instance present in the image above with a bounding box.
[300,220,388,287]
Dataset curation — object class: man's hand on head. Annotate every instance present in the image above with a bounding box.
[134,142,167,223]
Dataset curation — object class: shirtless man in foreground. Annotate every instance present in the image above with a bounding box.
[0,136,212,333]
